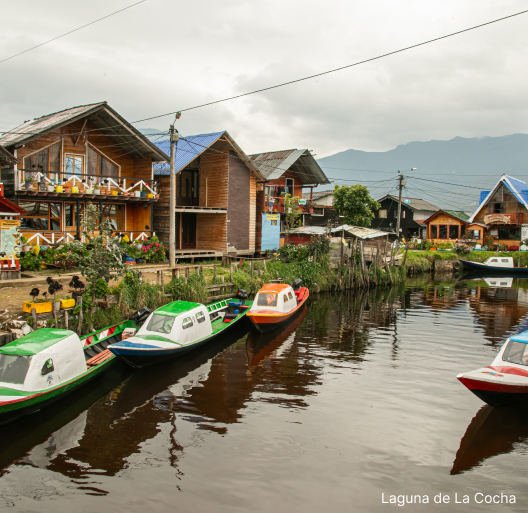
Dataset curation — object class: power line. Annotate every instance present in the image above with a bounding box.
[133,8,528,123]
[0,1,147,65]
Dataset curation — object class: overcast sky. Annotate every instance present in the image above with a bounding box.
[1,0,528,157]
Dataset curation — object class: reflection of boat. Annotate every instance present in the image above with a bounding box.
[458,330,528,407]
[109,296,251,368]
[246,283,309,333]
[459,257,528,275]
[246,304,308,367]
[0,321,137,425]
[451,403,528,474]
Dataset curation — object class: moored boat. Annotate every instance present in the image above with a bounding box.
[0,320,137,425]
[245,281,309,333]
[459,256,528,275]
[457,330,528,407]
[108,294,252,368]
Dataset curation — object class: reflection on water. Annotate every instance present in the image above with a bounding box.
[3,277,528,511]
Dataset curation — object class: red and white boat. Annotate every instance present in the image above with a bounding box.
[458,331,528,407]
[245,281,309,333]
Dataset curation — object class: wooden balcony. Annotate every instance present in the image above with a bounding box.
[483,213,523,225]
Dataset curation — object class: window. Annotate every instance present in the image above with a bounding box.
[460,225,466,238]
[394,210,398,218]
[196,312,205,324]
[288,291,293,300]
[285,178,294,194]
[87,146,119,178]
[439,225,448,239]
[102,204,124,231]
[41,358,54,376]
[20,202,61,230]
[449,225,459,239]
[65,155,84,178]
[146,314,175,334]
[311,207,324,216]
[0,354,31,384]
[503,341,528,366]
[283,294,288,303]
[490,259,498,263]
[378,209,387,218]
[498,226,522,240]
[493,203,505,213]
[257,293,278,307]
[430,225,438,238]
[182,317,193,329]
[501,259,509,263]
[23,143,60,179]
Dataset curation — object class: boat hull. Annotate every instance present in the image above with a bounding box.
[459,259,528,275]
[458,371,528,407]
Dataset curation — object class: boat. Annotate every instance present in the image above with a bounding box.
[459,256,528,275]
[457,330,528,407]
[245,280,309,333]
[0,320,138,425]
[108,294,252,368]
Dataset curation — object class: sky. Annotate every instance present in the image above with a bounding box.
[2,0,528,158]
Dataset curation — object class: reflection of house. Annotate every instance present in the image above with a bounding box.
[372,195,438,239]
[424,210,470,244]
[0,102,168,245]
[469,174,528,248]
[249,150,330,253]
[154,132,264,258]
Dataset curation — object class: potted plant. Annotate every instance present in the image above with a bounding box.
[21,235,31,253]
[39,178,46,192]
[134,190,141,198]
[94,183,100,195]
[47,182,55,193]
[147,190,154,198]
[55,183,63,193]
[85,184,93,194]
[23,288,53,314]
[140,186,147,198]
[24,177,33,191]
[71,185,79,193]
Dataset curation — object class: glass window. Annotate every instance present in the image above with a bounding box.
[65,155,83,178]
[378,209,387,218]
[23,143,60,179]
[449,225,459,239]
[501,259,509,263]
[146,314,175,334]
[439,225,447,239]
[0,354,31,384]
[41,358,54,376]
[510,227,521,240]
[182,317,193,329]
[490,259,498,262]
[87,146,119,179]
[288,292,293,300]
[102,204,124,231]
[196,312,205,324]
[257,293,278,307]
[503,341,528,366]
[430,225,438,238]
[283,294,288,303]
[20,202,61,231]
[65,204,79,227]
[493,203,505,213]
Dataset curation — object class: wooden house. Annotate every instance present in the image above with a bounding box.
[424,210,470,244]
[372,195,439,239]
[0,102,168,246]
[153,132,264,258]
[468,174,528,249]
[301,190,343,228]
[249,149,330,253]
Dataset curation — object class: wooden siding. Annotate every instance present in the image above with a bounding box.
[227,152,250,251]
[249,174,256,253]
[427,213,466,243]
[153,176,170,243]
[199,150,228,208]
[196,213,226,250]
[264,170,303,198]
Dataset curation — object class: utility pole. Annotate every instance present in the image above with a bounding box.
[395,171,404,249]
[169,124,179,266]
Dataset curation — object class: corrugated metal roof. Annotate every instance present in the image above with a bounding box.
[249,149,330,185]
[153,132,225,175]
[289,224,389,239]
[378,195,439,211]
[479,191,491,205]
[302,190,333,200]
[0,102,106,147]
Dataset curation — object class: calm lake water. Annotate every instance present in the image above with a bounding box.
[2,276,528,512]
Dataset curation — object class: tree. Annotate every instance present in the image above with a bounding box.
[283,194,303,242]
[332,184,380,227]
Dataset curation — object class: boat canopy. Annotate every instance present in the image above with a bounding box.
[509,331,528,344]
[155,301,201,317]
[0,329,73,356]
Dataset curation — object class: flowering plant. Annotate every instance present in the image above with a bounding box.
[141,236,167,263]
[453,242,472,254]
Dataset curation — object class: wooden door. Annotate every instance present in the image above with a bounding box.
[181,213,196,249]
[178,170,199,206]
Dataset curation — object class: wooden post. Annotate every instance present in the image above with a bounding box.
[161,270,165,293]
[31,308,38,330]
[191,256,194,264]
[230,264,233,282]
[53,301,59,327]
[262,258,266,270]
[402,246,409,267]
[250,261,254,277]
[77,296,83,336]
[195,266,199,275]
[213,266,217,283]
[275,270,280,279]
[64,309,69,330]
[175,268,180,279]
[157,271,160,286]
[340,229,345,267]
[185,267,189,284]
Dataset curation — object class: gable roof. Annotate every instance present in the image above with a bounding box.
[424,210,470,224]
[249,149,330,185]
[0,102,168,162]
[302,190,333,200]
[0,146,17,166]
[377,195,439,211]
[153,131,264,179]
[469,174,528,222]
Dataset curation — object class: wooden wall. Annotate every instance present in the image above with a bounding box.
[153,175,170,243]
[227,152,250,251]
[426,214,465,243]
[249,174,256,252]
[199,150,228,208]
[196,213,226,250]
[265,169,303,198]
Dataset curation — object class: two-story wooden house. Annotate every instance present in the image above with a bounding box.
[153,132,264,258]
[249,149,330,252]
[468,174,528,248]
[0,102,168,246]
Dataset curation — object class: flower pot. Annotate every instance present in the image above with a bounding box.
[134,191,141,198]
[64,187,71,193]
[94,189,101,195]
[39,182,46,192]
[55,185,63,193]
[84,188,93,194]
[111,190,118,196]
[40,263,47,269]
[23,301,53,314]
[155,194,159,199]
[25,182,33,191]
[71,186,79,193]
[140,191,147,198]
[32,182,38,190]
[22,244,31,252]
[430,248,437,251]
[147,193,154,198]
[47,185,55,193]
[60,298,76,309]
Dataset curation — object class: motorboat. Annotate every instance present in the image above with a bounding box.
[459,256,528,275]
[0,320,137,425]
[245,280,309,333]
[457,330,528,407]
[108,293,251,368]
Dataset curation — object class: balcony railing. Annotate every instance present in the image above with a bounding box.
[483,213,523,225]
[20,230,154,246]
[16,169,159,198]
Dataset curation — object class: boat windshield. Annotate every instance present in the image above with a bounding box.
[0,354,31,385]
[502,341,528,366]
[146,314,175,334]
[257,293,278,307]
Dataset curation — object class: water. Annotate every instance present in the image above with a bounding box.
[2,276,528,511]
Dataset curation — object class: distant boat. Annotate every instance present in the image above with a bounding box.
[459,256,528,275]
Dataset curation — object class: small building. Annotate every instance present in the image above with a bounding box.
[424,210,470,244]
[153,132,264,258]
[300,190,344,228]
[249,149,330,253]
[372,195,439,239]
[0,102,168,246]
[469,174,528,248]
[0,183,26,279]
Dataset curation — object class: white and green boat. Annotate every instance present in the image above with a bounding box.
[108,295,252,369]
[0,321,137,425]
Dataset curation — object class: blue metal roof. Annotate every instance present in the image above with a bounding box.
[479,191,490,205]
[509,331,528,344]
[153,131,225,175]
[504,175,528,207]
